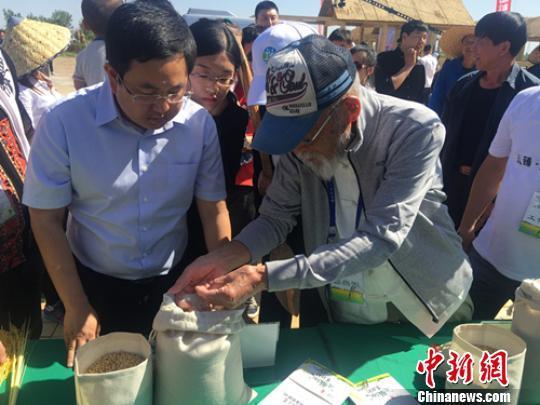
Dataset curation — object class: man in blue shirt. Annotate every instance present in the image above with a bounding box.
[23,1,230,367]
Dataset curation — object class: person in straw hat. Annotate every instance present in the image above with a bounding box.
[428,26,476,116]
[2,17,71,129]
[0,39,44,340]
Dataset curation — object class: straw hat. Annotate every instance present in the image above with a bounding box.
[439,26,475,58]
[2,16,71,77]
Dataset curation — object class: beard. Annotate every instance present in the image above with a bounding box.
[296,131,350,181]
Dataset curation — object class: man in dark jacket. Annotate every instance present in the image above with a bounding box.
[441,12,540,227]
[375,20,428,103]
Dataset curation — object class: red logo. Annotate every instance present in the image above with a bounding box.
[446,350,474,385]
[417,347,509,389]
[479,350,509,387]
[416,347,445,389]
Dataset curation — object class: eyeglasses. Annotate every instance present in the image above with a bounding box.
[116,76,185,105]
[302,101,341,145]
[189,72,235,88]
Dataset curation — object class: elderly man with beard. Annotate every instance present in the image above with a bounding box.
[170,35,473,337]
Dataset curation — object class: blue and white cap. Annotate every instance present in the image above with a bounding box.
[253,35,357,155]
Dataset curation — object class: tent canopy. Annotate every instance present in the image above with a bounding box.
[319,0,475,29]
[526,17,540,41]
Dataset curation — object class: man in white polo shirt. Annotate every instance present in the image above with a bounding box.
[459,85,540,319]
[23,1,230,367]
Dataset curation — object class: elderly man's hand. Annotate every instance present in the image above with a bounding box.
[193,264,268,309]
[0,339,7,365]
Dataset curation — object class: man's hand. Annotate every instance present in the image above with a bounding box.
[193,264,268,309]
[168,240,252,305]
[0,339,7,366]
[169,254,230,300]
[64,304,100,368]
[404,48,418,68]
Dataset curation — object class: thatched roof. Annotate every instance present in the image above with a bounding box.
[319,0,475,28]
[526,17,540,41]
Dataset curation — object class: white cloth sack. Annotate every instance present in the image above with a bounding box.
[511,279,540,404]
[152,294,255,405]
[74,332,153,405]
[446,324,526,405]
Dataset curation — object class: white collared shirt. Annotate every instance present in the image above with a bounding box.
[18,77,62,129]
[23,81,226,279]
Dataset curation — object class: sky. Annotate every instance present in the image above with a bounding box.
[2,0,539,28]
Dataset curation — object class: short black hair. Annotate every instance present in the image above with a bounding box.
[399,20,428,41]
[190,19,242,69]
[424,44,432,53]
[81,0,123,36]
[105,1,196,78]
[475,12,527,57]
[350,44,376,67]
[329,28,352,43]
[255,1,279,19]
[242,24,259,46]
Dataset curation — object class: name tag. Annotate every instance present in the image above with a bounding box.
[0,189,16,226]
[519,192,540,239]
[329,274,365,304]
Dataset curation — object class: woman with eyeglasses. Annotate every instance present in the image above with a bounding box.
[185,19,256,262]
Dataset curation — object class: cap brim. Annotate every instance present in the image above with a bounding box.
[247,75,267,106]
[252,109,323,155]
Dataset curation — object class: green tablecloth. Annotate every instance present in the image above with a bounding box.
[1,323,455,404]
[317,322,454,393]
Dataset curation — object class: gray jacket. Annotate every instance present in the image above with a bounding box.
[235,88,472,322]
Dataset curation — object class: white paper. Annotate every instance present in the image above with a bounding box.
[260,360,353,405]
[350,374,417,405]
[240,322,280,368]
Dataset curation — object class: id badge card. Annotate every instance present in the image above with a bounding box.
[0,186,16,226]
[329,273,365,304]
[519,192,540,239]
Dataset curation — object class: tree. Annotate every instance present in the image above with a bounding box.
[3,8,22,26]
[49,10,73,29]
[3,9,73,30]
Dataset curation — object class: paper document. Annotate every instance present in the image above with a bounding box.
[259,360,354,405]
[350,373,417,404]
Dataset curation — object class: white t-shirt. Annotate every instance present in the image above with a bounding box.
[73,39,107,88]
[419,54,438,88]
[473,86,540,281]
[18,78,62,129]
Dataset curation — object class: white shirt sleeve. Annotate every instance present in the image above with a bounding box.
[17,85,36,129]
